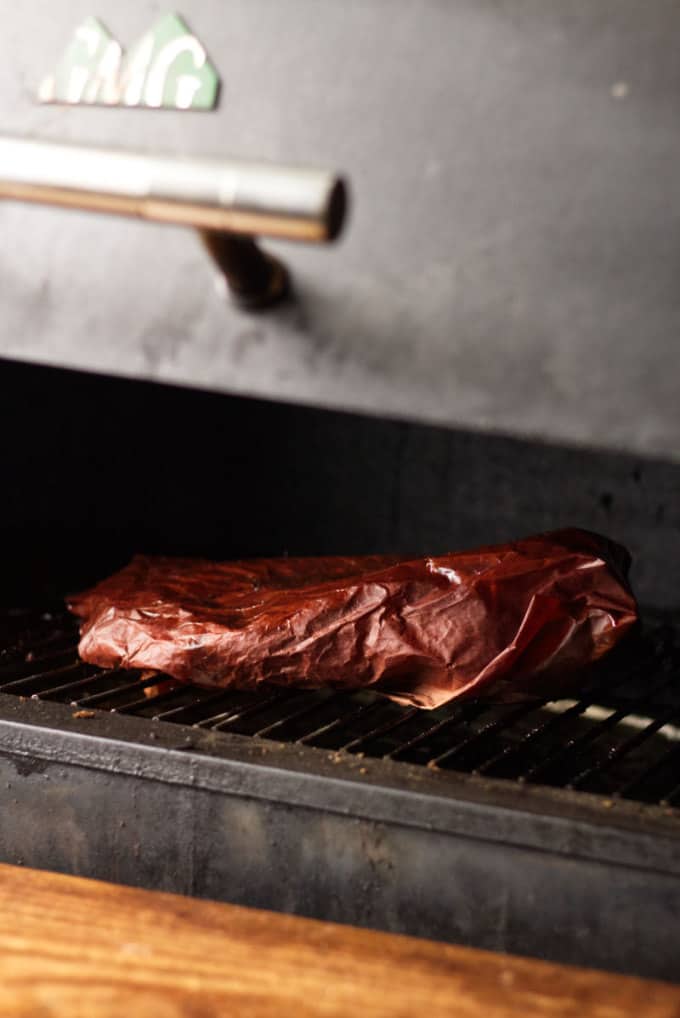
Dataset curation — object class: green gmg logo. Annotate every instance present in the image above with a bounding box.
[38,13,220,111]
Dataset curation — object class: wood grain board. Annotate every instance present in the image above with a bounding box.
[1,863,679,1017]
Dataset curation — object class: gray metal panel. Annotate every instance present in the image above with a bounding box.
[1,1,680,458]
[2,696,680,980]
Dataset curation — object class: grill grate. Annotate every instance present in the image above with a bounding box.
[2,607,680,808]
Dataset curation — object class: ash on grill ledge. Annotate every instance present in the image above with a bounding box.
[2,607,680,806]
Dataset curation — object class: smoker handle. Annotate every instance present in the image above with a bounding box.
[0,134,348,309]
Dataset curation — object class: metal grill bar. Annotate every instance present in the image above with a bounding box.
[1,608,679,811]
[152,689,246,724]
[0,648,80,685]
[339,706,421,754]
[299,700,390,749]
[110,683,186,715]
[73,672,166,708]
[0,660,92,695]
[618,740,680,802]
[569,703,680,791]
[193,692,273,729]
[430,701,545,770]
[32,669,116,701]
[298,697,379,746]
[473,699,592,778]
[463,641,670,780]
[249,690,343,739]
[386,702,487,761]
[212,689,295,732]
[520,667,677,786]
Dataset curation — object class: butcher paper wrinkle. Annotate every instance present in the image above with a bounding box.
[69,529,638,709]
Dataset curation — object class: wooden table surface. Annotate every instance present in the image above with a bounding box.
[1,863,679,1018]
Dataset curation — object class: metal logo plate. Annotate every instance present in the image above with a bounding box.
[38,13,220,110]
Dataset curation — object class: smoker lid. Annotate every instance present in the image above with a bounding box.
[1,1,680,460]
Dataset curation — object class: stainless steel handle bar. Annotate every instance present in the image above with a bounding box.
[0,134,348,307]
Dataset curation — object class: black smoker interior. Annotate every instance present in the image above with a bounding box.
[1,357,678,611]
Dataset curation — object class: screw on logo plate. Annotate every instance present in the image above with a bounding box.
[38,13,220,111]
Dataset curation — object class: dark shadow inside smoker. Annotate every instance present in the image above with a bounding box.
[0,357,678,612]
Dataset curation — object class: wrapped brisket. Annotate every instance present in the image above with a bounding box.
[70,529,638,709]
